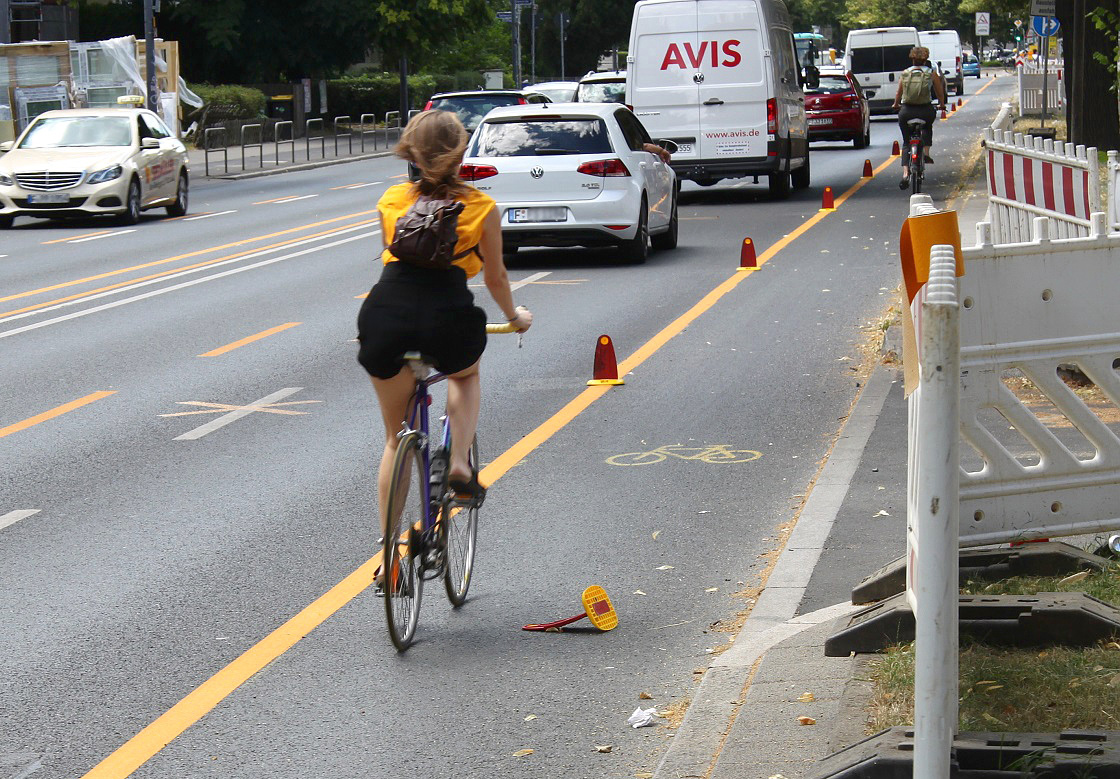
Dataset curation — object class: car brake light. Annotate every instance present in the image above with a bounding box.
[424,100,432,110]
[847,94,861,107]
[766,97,777,134]
[460,163,498,181]
[577,158,630,177]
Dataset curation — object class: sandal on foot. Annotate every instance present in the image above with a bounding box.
[899,176,910,190]
[449,474,486,503]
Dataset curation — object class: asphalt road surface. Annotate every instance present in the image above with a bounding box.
[0,76,1014,779]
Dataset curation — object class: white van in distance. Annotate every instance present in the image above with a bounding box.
[626,0,814,198]
[843,27,920,115]
[919,30,965,96]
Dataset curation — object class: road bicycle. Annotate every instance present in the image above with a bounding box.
[380,322,517,651]
[904,117,931,195]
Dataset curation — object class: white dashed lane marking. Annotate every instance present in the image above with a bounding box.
[0,509,41,531]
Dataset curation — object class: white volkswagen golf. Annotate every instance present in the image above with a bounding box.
[459,103,678,263]
[0,107,189,228]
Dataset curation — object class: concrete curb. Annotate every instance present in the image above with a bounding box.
[195,150,395,181]
[653,364,896,779]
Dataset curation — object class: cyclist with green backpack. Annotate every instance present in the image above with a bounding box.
[891,46,947,189]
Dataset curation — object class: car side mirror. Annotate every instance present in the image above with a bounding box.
[657,139,679,155]
[140,137,159,149]
[0,141,12,153]
[802,65,820,91]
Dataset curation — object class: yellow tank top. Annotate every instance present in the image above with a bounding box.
[378,183,494,279]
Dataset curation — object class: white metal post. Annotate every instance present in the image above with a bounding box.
[913,245,961,779]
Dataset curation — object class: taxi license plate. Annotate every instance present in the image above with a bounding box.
[510,207,566,223]
[808,118,832,126]
[27,192,70,204]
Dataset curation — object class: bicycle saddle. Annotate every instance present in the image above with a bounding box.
[906,118,928,127]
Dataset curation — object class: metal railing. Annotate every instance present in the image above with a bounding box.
[385,111,401,148]
[305,118,325,161]
[240,123,263,171]
[203,127,228,177]
[359,113,378,152]
[274,120,295,165]
[333,115,353,156]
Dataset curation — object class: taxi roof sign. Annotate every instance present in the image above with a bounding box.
[116,95,145,107]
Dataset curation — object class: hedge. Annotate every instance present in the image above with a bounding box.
[327,71,512,120]
[187,84,268,119]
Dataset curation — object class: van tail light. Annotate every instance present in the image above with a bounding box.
[766,98,777,134]
[424,100,433,110]
[955,55,961,71]
[577,158,630,177]
[459,163,498,181]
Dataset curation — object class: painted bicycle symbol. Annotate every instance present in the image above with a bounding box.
[607,444,762,467]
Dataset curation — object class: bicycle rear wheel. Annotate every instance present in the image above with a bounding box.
[443,436,480,607]
[383,431,425,651]
[910,156,923,194]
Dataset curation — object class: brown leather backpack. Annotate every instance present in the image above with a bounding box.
[387,195,479,270]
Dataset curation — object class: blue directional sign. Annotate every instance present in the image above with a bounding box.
[1031,16,1060,37]
[496,10,512,21]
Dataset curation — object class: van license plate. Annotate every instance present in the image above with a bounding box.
[510,207,566,223]
[27,192,69,204]
[676,143,693,154]
[808,118,832,126]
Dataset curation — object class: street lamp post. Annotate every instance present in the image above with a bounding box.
[559,13,567,81]
[143,0,157,112]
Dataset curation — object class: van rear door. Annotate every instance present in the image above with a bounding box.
[695,0,767,160]
[628,0,701,159]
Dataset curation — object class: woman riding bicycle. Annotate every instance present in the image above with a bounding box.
[891,46,947,190]
[357,110,532,544]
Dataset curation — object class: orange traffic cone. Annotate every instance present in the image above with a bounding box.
[821,186,835,210]
[891,140,901,155]
[862,159,873,177]
[738,237,757,270]
[951,102,957,112]
[957,98,962,108]
[940,109,947,119]
[588,335,625,386]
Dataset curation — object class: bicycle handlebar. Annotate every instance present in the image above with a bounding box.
[485,323,519,334]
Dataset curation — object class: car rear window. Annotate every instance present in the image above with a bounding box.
[577,82,626,103]
[806,76,853,95]
[850,45,913,74]
[19,116,132,148]
[429,95,524,129]
[471,118,612,157]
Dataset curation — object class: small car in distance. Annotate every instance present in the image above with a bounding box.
[962,53,981,78]
[461,102,678,264]
[0,107,189,228]
[804,71,871,148]
[423,90,550,133]
[525,81,579,102]
[576,71,627,104]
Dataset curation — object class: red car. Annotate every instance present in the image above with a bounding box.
[804,71,871,149]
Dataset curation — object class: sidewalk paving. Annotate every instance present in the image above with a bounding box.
[652,156,993,779]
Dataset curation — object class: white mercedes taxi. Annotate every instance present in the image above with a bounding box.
[461,102,678,264]
[0,107,189,228]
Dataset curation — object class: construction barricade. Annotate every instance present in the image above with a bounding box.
[983,128,1101,243]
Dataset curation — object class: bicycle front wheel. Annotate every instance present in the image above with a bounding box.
[383,432,425,651]
[444,436,480,607]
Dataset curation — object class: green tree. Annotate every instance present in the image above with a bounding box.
[367,0,496,71]
[1056,0,1120,150]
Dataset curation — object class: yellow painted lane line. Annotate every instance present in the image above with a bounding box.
[4,210,379,305]
[0,391,116,439]
[79,159,898,779]
[0,218,380,320]
[42,230,112,245]
[940,76,997,122]
[198,322,301,357]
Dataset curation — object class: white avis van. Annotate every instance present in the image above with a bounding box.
[843,27,919,115]
[627,0,812,197]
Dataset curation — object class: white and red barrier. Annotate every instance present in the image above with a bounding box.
[1108,150,1120,232]
[984,128,1100,243]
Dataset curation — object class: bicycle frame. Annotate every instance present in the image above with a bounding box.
[402,366,452,535]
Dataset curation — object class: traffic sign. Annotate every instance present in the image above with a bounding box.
[1031,15,1060,37]
[514,0,534,5]
[496,10,512,21]
[975,11,990,36]
[1030,0,1056,16]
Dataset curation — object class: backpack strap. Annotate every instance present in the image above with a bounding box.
[453,244,481,261]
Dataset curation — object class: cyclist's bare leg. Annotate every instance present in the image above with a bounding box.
[445,359,481,484]
[372,367,417,538]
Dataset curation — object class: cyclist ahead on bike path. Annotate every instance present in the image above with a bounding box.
[891,46,947,190]
[357,110,532,529]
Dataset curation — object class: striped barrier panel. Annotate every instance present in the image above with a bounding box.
[959,213,1120,546]
[984,128,1100,244]
[1108,150,1120,232]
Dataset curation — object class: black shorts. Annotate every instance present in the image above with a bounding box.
[356,262,487,380]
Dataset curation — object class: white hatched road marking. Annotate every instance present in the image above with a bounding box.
[0,509,41,531]
[184,210,238,221]
[0,228,377,338]
[68,230,136,244]
[510,272,550,290]
[171,387,310,441]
